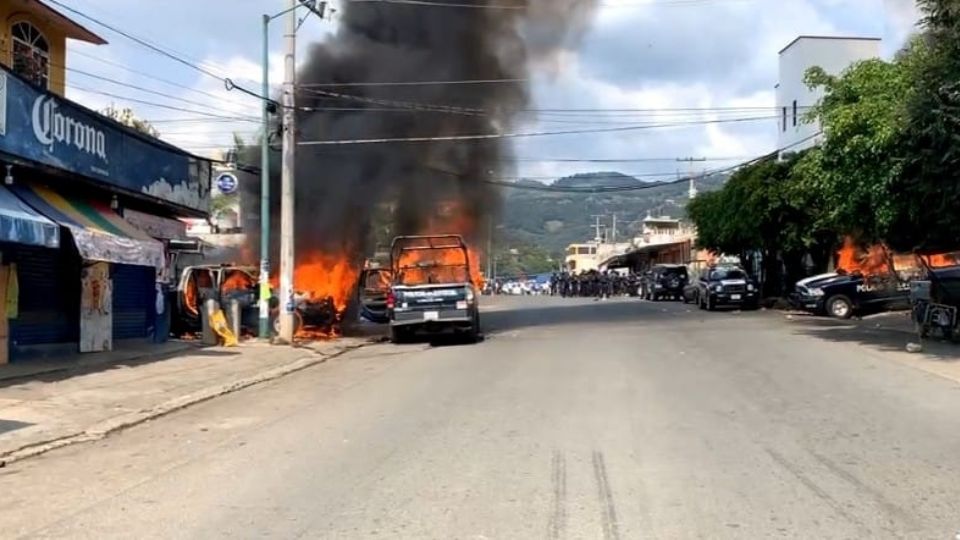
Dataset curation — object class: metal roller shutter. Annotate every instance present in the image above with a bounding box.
[11,243,81,346]
[111,264,154,340]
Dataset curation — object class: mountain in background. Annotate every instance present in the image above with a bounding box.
[496,171,727,257]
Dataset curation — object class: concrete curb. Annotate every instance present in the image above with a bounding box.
[0,341,371,467]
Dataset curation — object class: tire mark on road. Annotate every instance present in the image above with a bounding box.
[547,450,567,540]
[592,450,621,540]
[765,448,870,533]
[807,449,919,529]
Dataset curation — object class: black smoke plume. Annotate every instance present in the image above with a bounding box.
[242,0,597,274]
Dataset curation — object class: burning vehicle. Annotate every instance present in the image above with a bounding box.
[172,265,260,335]
[791,240,912,319]
[172,263,346,339]
[229,0,598,341]
[387,235,481,344]
[911,252,960,341]
[358,265,392,324]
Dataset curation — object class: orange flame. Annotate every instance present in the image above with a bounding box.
[220,269,255,295]
[292,253,361,314]
[398,246,471,286]
[924,253,957,268]
[416,201,485,288]
[836,237,891,277]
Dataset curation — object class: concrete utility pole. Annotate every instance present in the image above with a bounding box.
[611,214,617,244]
[278,0,298,343]
[591,214,605,243]
[676,157,707,200]
[486,216,493,282]
[258,14,272,339]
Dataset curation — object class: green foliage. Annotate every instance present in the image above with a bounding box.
[493,243,557,277]
[798,58,911,243]
[687,154,825,256]
[501,173,726,253]
[101,104,159,138]
[887,1,960,251]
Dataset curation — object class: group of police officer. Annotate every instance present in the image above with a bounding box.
[549,270,639,299]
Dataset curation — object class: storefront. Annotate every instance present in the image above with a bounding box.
[0,64,210,361]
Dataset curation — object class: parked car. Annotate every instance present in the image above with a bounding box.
[695,265,759,311]
[791,271,910,319]
[640,264,688,301]
[682,280,699,304]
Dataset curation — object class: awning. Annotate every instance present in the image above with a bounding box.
[13,184,164,269]
[0,185,59,248]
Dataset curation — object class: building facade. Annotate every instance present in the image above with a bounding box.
[0,2,211,362]
[776,36,881,154]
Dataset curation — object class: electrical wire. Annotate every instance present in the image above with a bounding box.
[461,132,823,193]
[67,85,262,121]
[297,115,777,146]
[347,0,751,8]
[45,0,270,103]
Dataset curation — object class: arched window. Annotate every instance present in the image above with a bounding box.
[11,21,50,89]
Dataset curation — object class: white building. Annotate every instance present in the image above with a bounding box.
[776,36,881,155]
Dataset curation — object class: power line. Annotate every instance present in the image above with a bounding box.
[45,0,269,103]
[298,78,528,88]
[297,115,777,146]
[347,0,751,8]
[67,48,262,109]
[466,132,823,193]
[67,85,262,121]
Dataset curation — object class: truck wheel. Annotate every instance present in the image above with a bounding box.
[826,295,854,320]
[390,326,408,344]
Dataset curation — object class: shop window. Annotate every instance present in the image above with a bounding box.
[11,21,50,89]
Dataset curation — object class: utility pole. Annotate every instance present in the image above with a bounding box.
[278,0,298,343]
[258,14,272,339]
[677,157,707,199]
[611,214,617,244]
[591,214,605,243]
[486,216,493,282]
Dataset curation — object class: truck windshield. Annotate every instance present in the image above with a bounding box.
[710,268,746,280]
[396,248,470,285]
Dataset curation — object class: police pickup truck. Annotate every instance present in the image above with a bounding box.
[387,235,481,343]
[791,271,910,319]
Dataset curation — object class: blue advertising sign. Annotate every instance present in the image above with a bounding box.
[0,66,210,213]
[215,172,238,194]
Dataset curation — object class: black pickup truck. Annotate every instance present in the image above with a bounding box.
[387,235,481,343]
[791,271,910,319]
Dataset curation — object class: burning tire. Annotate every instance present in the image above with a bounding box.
[272,311,304,337]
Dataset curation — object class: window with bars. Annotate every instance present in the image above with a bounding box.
[11,21,50,89]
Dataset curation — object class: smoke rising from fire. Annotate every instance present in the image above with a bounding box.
[243,0,597,301]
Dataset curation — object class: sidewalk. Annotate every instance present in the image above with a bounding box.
[0,338,371,465]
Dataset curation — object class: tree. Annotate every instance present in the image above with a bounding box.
[795,58,911,244]
[687,153,832,294]
[101,104,160,138]
[886,1,960,251]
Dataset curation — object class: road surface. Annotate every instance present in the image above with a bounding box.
[3,296,960,539]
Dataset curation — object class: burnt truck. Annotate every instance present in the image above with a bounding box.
[791,271,911,319]
[386,235,481,344]
[172,264,338,337]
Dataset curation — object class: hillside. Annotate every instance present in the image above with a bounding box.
[497,171,727,254]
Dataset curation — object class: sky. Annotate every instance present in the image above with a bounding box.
[59,0,921,182]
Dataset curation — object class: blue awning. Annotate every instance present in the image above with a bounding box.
[0,185,59,248]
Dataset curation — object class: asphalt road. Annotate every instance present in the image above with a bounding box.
[3,296,960,539]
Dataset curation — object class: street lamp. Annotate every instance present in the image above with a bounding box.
[259,0,326,339]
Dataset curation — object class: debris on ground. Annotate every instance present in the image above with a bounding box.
[906,342,924,353]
